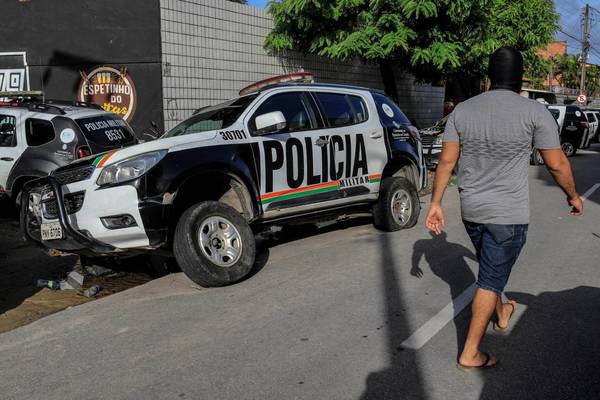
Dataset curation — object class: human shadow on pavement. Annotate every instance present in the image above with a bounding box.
[360,232,427,400]
[411,231,477,357]
[479,286,600,400]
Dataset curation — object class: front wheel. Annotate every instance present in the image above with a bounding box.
[373,177,420,232]
[173,201,256,287]
[562,141,577,157]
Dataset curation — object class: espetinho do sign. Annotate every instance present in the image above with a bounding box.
[78,65,136,122]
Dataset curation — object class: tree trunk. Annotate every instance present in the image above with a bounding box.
[379,60,399,103]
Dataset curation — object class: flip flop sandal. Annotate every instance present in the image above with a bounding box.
[457,353,498,371]
[493,302,516,331]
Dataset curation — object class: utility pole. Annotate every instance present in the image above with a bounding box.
[580,4,591,95]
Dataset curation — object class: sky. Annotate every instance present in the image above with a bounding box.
[247,0,269,8]
[555,0,600,64]
[246,0,600,63]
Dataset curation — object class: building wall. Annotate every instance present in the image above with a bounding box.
[0,0,164,136]
[160,0,444,130]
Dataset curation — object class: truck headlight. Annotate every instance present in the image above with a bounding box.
[97,150,167,186]
[434,134,443,145]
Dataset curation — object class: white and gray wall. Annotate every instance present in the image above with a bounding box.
[160,0,444,130]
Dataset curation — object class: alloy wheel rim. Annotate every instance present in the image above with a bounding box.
[536,150,544,164]
[391,189,412,225]
[562,142,574,156]
[198,216,243,267]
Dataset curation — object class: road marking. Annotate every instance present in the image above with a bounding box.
[581,183,600,201]
[401,283,476,350]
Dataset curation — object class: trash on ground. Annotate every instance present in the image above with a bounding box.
[84,264,114,277]
[65,271,85,289]
[83,285,102,298]
[35,279,62,290]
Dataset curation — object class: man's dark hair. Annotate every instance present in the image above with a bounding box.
[488,46,524,93]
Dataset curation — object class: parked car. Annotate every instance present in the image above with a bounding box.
[21,83,426,287]
[547,105,589,157]
[0,94,137,205]
[520,88,557,104]
[419,115,447,169]
[583,110,598,148]
[583,108,600,142]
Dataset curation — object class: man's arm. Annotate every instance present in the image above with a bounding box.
[425,142,460,234]
[539,149,583,215]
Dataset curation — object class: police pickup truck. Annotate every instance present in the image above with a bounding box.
[22,83,426,287]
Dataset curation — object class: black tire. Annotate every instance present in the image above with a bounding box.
[173,201,256,287]
[373,177,420,232]
[531,148,545,166]
[562,140,577,157]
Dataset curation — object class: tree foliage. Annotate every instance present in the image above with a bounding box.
[554,54,600,96]
[265,0,559,86]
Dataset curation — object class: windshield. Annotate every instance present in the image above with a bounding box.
[164,94,258,137]
[435,115,449,128]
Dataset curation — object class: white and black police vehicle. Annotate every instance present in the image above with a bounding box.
[0,92,136,205]
[22,82,426,287]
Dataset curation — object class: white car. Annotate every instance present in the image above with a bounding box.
[583,111,597,148]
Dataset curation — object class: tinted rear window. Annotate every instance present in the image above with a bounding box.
[75,115,135,147]
[315,93,368,127]
[372,92,410,126]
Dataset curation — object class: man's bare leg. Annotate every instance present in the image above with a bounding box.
[495,296,516,329]
[459,288,498,366]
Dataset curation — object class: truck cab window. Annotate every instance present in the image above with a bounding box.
[0,115,17,147]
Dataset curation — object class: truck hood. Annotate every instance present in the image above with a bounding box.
[96,130,218,166]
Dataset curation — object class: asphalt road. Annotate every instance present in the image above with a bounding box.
[1,147,600,400]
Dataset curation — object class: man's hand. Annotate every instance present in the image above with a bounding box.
[568,195,584,216]
[425,203,445,235]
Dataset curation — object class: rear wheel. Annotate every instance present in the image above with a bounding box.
[373,177,420,232]
[562,141,577,157]
[173,201,256,287]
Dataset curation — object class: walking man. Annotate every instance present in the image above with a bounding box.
[425,47,583,368]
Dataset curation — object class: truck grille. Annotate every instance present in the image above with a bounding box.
[420,134,437,147]
[42,191,85,219]
[52,166,94,185]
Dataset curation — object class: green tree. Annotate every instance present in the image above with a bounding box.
[553,54,600,96]
[555,54,580,90]
[265,0,558,100]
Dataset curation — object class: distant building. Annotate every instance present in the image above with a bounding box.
[537,41,567,89]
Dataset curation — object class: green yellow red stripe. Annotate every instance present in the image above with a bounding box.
[260,174,383,205]
[368,174,382,183]
[260,181,340,201]
[92,151,117,168]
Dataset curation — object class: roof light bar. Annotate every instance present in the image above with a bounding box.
[239,73,314,96]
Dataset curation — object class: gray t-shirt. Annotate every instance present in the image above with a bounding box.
[443,89,561,224]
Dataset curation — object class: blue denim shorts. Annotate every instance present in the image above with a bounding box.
[463,220,529,296]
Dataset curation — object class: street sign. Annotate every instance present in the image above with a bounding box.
[577,94,587,104]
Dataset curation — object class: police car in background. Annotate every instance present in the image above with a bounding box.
[0,92,137,205]
[22,82,426,287]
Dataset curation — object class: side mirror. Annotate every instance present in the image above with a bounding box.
[255,111,286,135]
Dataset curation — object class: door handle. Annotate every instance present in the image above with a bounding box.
[369,131,383,139]
[315,137,329,147]
[0,157,14,162]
